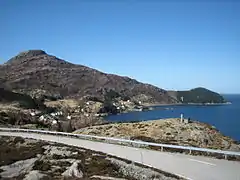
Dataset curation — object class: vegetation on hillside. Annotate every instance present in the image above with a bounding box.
[98,89,121,114]
[0,88,46,109]
[176,87,226,104]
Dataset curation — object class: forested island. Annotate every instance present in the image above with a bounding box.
[168,87,227,104]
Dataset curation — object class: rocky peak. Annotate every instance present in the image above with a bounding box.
[17,50,46,57]
[6,50,47,65]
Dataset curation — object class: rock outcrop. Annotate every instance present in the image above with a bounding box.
[0,136,180,180]
[24,170,50,180]
[62,161,83,178]
[74,118,240,152]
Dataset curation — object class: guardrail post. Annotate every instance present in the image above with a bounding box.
[224,154,227,160]
[161,146,163,152]
[189,149,192,155]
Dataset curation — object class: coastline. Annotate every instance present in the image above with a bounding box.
[75,118,240,153]
[144,102,232,107]
[107,101,232,116]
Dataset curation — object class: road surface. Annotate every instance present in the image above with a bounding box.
[0,131,240,180]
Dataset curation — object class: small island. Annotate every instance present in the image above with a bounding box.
[168,87,227,104]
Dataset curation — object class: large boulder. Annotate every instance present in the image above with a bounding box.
[62,161,83,178]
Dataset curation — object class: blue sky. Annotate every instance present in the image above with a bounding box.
[0,0,239,93]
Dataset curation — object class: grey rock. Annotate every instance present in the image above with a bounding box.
[23,170,50,180]
[91,175,127,180]
[62,161,83,178]
[107,157,179,180]
[0,158,38,178]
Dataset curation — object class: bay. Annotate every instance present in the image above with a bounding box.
[105,94,240,141]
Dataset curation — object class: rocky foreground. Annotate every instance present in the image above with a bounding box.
[74,118,240,154]
[0,136,182,180]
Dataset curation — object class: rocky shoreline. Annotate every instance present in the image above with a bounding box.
[145,102,232,107]
[74,118,240,159]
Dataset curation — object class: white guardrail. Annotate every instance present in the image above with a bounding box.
[0,127,240,159]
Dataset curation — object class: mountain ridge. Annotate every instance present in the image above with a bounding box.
[0,50,177,104]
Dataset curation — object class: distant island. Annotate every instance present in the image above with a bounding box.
[168,87,227,104]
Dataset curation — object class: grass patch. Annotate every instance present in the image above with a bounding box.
[105,125,113,130]
[84,155,119,177]
[0,137,45,166]
[13,136,25,144]
[33,160,51,171]
[52,160,71,168]
[52,154,66,159]
[106,132,110,136]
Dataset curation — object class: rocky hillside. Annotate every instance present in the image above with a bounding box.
[74,119,240,153]
[168,87,226,104]
[0,50,177,104]
[0,136,181,180]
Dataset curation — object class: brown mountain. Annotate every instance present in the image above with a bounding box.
[0,50,178,104]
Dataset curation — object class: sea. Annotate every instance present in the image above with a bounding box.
[105,94,240,141]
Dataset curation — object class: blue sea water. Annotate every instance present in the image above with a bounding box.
[105,95,240,141]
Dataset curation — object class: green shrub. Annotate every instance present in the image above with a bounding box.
[104,89,120,101]
[99,100,119,114]
[33,160,51,171]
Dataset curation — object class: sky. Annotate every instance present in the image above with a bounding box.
[0,0,239,94]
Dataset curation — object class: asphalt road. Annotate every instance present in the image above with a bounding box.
[0,131,240,180]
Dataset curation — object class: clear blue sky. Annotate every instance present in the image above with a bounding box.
[0,0,239,94]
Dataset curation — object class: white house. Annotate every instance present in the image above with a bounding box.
[52,120,57,124]
[30,112,35,116]
[67,115,71,120]
[39,115,45,121]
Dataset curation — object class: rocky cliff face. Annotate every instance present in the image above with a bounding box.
[0,50,177,104]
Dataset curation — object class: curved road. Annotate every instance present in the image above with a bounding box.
[0,131,240,180]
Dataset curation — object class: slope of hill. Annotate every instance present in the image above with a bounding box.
[0,50,177,105]
[0,88,44,109]
[169,87,226,104]
[74,118,240,153]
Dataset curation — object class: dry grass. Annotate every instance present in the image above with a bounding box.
[0,103,21,111]
[0,137,46,166]
[74,118,240,153]
[45,99,79,109]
